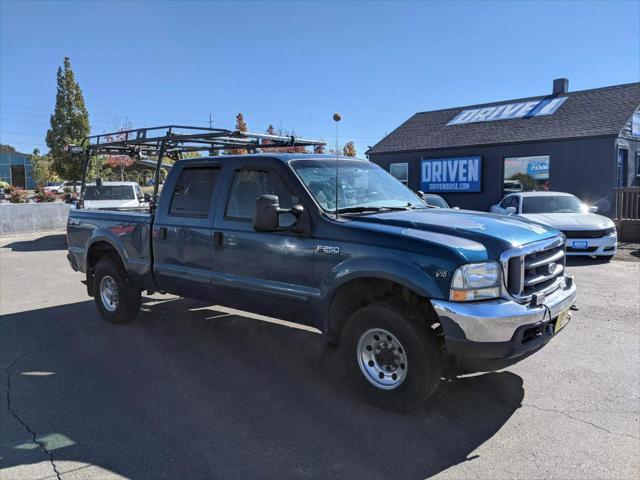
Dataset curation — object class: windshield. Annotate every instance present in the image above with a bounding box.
[291,159,424,212]
[85,185,135,201]
[522,195,587,214]
[425,195,449,208]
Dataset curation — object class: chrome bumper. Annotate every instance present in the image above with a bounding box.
[431,282,577,343]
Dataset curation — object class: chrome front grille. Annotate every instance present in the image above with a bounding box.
[501,236,566,301]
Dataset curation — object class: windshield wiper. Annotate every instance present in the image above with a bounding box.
[337,205,412,214]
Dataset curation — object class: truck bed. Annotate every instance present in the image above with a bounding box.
[67,208,155,289]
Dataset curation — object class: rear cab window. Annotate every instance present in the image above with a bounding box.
[169,167,220,217]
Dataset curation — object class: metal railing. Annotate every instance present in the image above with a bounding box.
[616,187,640,221]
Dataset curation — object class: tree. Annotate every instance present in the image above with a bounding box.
[104,120,135,180]
[30,148,60,187]
[0,144,17,153]
[508,172,537,191]
[261,124,308,153]
[342,141,357,157]
[226,113,249,155]
[45,57,90,180]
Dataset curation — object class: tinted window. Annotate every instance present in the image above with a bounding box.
[85,185,135,200]
[169,167,219,217]
[226,169,297,221]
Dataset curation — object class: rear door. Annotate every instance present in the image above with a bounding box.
[153,162,222,298]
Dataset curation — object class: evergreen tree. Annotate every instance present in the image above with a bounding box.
[45,57,90,180]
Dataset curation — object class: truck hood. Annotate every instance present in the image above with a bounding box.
[349,208,559,252]
[519,212,614,230]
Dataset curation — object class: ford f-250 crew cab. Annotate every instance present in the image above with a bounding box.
[67,148,576,410]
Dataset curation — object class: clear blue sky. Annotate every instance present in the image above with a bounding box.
[1,0,639,156]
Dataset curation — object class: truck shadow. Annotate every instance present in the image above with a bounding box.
[1,233,67,252]
[2,296,524,480]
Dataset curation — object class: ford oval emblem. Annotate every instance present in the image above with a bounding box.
[547,262,557,275]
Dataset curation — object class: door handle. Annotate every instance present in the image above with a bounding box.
[213,231,223,250]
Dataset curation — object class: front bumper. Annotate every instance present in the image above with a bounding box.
[565,235,616,256]
[431,281,577,371]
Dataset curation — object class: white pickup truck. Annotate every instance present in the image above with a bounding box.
[83,181,150,210]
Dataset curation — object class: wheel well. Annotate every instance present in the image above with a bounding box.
[328,278,439,341]
[86,241,124,294]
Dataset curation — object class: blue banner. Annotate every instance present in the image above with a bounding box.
[527,161,549,179]
[421,157,481,193]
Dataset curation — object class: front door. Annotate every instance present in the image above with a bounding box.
[211,164,319,324]
[10,165,25,189]
[153,164,221,299]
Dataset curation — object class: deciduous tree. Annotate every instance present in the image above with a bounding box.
[342,141,357,157]
[104,120,135,180]
[30,148,59,187]
[227,113,249,155]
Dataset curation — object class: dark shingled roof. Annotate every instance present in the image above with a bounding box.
[367,82,640,154]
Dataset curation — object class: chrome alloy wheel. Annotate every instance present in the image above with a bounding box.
[356,328,408,390]
[99,275,119,312]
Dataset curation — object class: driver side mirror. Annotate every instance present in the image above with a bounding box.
[253,195,307,233]
[589,205,598,213]
[505,206,517,215]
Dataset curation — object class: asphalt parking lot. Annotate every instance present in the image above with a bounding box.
[1,233,638,480]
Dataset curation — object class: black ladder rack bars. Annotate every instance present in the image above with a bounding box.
[75,125,326,211]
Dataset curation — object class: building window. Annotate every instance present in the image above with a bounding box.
[503,155,550,193]
[389,163,409,185]
[636,152,640,177]
[617,149,628,187]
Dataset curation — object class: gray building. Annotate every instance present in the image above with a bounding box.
[367,80,640,217]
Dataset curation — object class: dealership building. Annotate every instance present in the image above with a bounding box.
[367,79,640,217]
[0,148,36,189]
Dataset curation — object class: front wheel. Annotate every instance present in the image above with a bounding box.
[93,255,141,324]
[341,302,442,411]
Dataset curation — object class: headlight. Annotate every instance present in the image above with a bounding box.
[450,261,500,301]
[604,226,617,236]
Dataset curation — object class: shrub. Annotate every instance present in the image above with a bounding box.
[9,188,27,203]
[34,187,57,203]
[0,180,10,189]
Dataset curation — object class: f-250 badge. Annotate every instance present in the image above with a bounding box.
[316,245,340,255]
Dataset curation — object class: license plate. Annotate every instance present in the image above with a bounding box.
[572,240,588,249]
[555,308,571,333]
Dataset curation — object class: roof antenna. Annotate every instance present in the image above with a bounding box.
[333,113,341,219]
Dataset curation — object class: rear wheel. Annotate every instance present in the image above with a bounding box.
[93,255,141,324]
[341,302,442,411]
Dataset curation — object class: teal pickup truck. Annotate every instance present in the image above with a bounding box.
[68,145,576,410]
